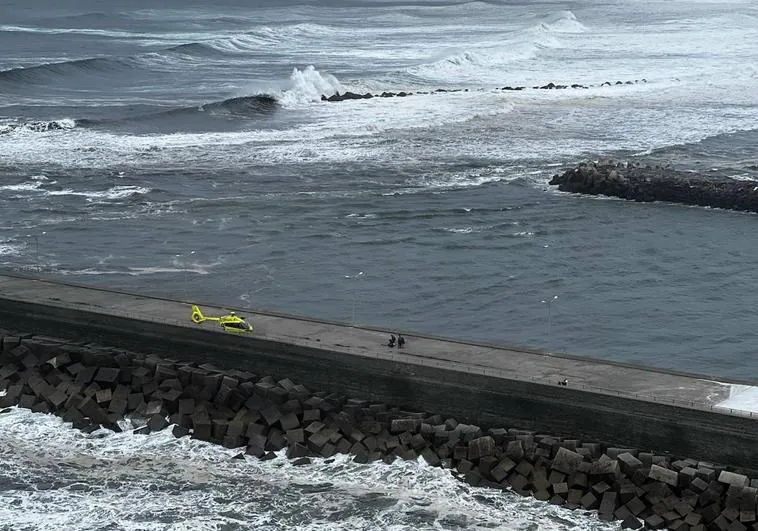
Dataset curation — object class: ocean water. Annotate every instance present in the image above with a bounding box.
[1,0,758,527]
[0,407,618,531]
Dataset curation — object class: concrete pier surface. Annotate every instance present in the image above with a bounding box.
[1,271,757,469]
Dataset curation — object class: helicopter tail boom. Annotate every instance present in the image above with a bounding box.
[190,304,221,323]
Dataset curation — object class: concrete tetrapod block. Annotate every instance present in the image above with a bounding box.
[301,409,320,423]
[647,463,681,488]
[422,448,441,467]
[211,420,229,441]
[551,447,585,475]
[145,399,165,417]
[625,497,647,517]
[589,455,620,479]
[691,477,710,493]
[47,389,69,410]
[598,491,618,519]
[95,388,112,404]
[286,442,312,459]
[722,506,740,521]
[720,471,751,489]
[580,491,599,510]
[192,414,212,441]
[390,418,421,434]
[478,455,499,478]
[285,428,305,445]
[569,471,588,489]
[278,412,300,432]
[644,514,666,529]
[515,459,533,477]
[77,396,109,424]
[266,429,286,452]
[94,367,120,384]
[410,433,426,451]
[617,452,643,474]
[21,353,39,370]
[508,473,529,493]
[148,414,169,432]
[567,488,584,507]
[260,405,281,426]
[307,431,330,453]
[468,436,495,461]
[697,466,717,482]
[31,400,51,414]
[226,420,248,440]
[684,512,703,526]
[700,502,722,523]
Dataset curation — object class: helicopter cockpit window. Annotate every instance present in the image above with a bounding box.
[225,322,248,330]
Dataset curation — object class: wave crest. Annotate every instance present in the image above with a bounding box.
[529,11,587,35]
[0,119,76,135]
[279,65,343,106]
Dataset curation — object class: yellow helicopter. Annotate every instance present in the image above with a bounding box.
[190,305,253,333]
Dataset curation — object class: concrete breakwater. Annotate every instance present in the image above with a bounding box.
[320,78,647,102]
[549,160,758,213]
[2,332,758,531]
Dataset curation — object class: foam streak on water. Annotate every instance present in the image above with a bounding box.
[0,408,617,531]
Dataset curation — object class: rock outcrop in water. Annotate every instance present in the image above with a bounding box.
[3,330,758,530]
[550,160,758,213]
[321,79,647,102]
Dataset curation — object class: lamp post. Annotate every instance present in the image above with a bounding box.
[344,271,364,325]
[541,295,558,351]
[25,231,46,273]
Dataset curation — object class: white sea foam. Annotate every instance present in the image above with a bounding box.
[0,242,24,256]
[0,181,45,192]
[0,408,617,531]
[46,185,151,202]
[278,65,344,106]
[530,11,588,34]
[715,385,758,414]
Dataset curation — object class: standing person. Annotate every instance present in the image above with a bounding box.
[388,335,396,347]
[397,334,405,348]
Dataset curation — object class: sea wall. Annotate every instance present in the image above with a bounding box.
[549,160,758,213]
[1,293,758,473]
[2,332,758,531]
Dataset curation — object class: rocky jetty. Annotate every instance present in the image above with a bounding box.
[550,160,758,213]
[3,331,758,530]
[321,79,647,103]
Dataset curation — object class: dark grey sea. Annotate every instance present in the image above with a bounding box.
[1,0,757,528]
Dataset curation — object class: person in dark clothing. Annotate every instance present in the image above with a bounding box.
[397,334,405,348]
[388,334,396,347]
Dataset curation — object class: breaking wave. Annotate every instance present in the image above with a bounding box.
[278,65,343,106]
[0,407,616,531]
[0,56,133,84]
[530,11,588,34]
[0,119,77,135]
[0,96,279,135]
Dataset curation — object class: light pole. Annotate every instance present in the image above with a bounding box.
[344,271,364,325]
[26,231,46,273]
[541,295,558,351]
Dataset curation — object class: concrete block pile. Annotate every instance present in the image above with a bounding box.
[2,332,758,530]
[549,160,758,214]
